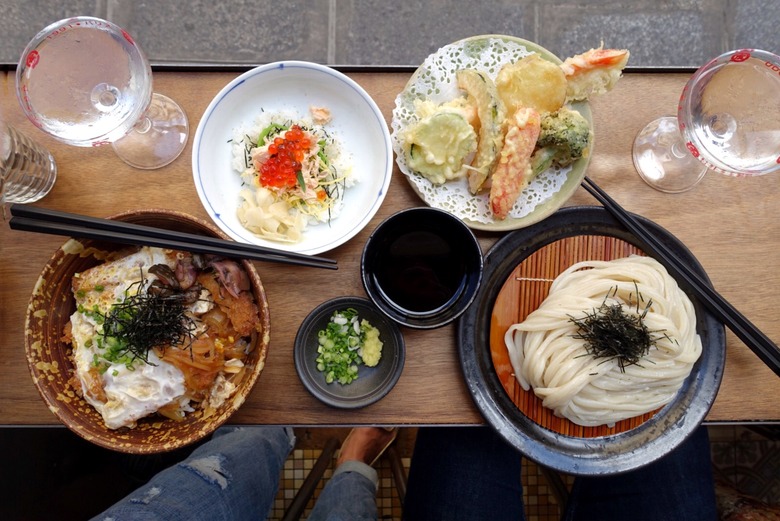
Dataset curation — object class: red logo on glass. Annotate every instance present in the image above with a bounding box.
[26,50,40,69]
[686,142,700,158]
[731,51,751,63]
[121,30,135,45]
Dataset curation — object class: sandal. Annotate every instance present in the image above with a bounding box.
[338,426,398,467]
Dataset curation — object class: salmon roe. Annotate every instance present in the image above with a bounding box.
[258,125,312,189]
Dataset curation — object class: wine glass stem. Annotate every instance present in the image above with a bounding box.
[133,116,153,135]
[112,93,189,170]
[670,141,689,159]
[632,116,708,193]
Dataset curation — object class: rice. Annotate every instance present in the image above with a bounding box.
[231,108,356,236]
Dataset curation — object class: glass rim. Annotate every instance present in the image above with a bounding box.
[676,48,780,177]
[14,16,152,147]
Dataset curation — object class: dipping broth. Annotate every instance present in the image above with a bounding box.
[362,206,483,329]
[370,229,467,314]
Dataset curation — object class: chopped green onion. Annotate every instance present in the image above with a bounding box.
[257,122,288,146]
[315,308,364,385]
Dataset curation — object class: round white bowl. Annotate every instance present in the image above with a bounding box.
[192,61,393,255]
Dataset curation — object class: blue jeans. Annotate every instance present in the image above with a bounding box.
[95,425,717,521]
[562,426,718,521]
[403,425,718,521]
[92,426,378,521]
[403,426,525,521]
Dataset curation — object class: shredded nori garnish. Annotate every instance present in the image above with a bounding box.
[569,285,662,371]
[96,275,199,368]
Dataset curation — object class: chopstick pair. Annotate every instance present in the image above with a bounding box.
[8,204,338,271]
[581,176,780,377]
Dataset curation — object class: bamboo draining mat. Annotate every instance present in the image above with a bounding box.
[489,234,659,438]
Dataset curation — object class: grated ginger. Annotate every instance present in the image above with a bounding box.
[359,320,383,367]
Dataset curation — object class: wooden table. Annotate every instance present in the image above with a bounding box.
[1,70,778,427]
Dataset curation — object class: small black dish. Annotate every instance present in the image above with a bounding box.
[361,207,483,329]
[294,296,405,409]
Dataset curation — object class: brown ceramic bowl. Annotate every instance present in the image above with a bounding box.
[24,209,271,454]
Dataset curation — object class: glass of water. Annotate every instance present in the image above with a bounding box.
[632,49,780,193]
[15,17,188,170]
[0,121,57,204]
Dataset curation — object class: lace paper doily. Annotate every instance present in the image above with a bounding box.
[391,35,590,229]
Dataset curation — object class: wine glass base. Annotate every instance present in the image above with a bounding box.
[632,116,707,194]
[112,93,189,170]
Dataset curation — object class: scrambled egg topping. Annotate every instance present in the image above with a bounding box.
[70,247,207,429]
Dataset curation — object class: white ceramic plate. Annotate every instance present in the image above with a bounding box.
[192,61,393,255]
[391,35,592,231]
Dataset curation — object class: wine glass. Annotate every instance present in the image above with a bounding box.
[632,49,780,193]
[15,17,188,170]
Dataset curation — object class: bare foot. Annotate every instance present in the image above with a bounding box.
[337,427,397,467]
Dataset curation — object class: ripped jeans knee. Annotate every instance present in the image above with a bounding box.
[179,454,231,490]
[128,485,163,506]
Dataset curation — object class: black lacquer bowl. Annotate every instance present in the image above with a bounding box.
[458,206,726,475]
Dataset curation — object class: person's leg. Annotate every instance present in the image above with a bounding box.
[564,425,718,521]
[91,426,295,521]
[403,426,525,521]
[307,427,397,521]
[306,462,379,521]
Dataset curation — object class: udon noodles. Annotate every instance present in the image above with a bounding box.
[504,255,701,427]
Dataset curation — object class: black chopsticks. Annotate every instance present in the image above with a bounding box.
[581,176,780,377]
[8,204,338,271]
